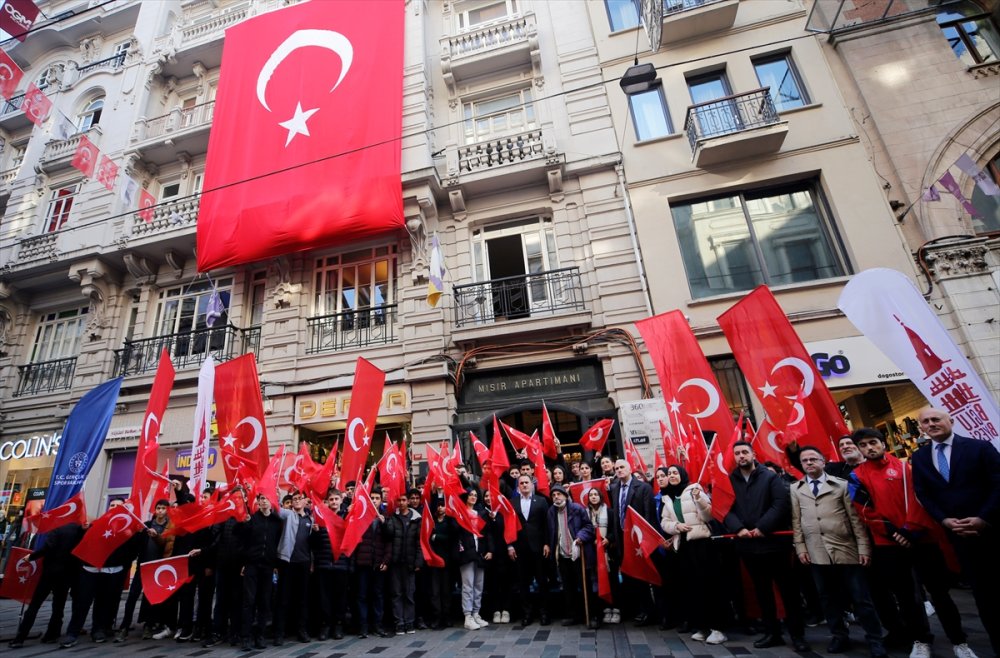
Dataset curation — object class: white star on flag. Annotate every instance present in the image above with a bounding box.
[758,381,777,398]
[222,434,237,448]
[278,102,319,147]
[667,398,682,413]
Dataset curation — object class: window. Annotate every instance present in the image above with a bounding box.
[193,172,204,194]
[160,181,181,200]
[752,53,808,111]
[937,3,1000,66]
[463,88,535,144]
[605,0,639,31]
[671,180,848,298]
[155,278,233,360]
[628,86,673,140]
[248,270,267,326]
[10,143,26,170]
[970,152,1000,234]
[30,306,88,362]
[44,183,79,233]
[313,246,396,316]
[457,0,519,30]
[78,97,104,131]
[180,97,198,127]
[687,70,743,137]
[113,41,132,58]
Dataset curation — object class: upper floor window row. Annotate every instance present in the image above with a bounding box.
[457,0,520,31]
[937,3,1000,66]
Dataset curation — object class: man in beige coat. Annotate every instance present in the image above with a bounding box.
[791,446,886,657]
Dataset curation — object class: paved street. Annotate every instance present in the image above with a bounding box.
[1,588,991,658]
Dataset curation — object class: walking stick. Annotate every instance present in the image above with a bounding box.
[580,547,590,626]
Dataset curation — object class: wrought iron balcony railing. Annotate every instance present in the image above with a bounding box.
[453,267,586,327]
[77,52,127,76]
[683,88,781,152]
[665,0,729,15]
[112,324,261,377]
[447,14,530,58]
[306,305,397,354]
[1,93,25,117]
[14,357,77,397]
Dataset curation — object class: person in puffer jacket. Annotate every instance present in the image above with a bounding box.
[310,490,352,641]
[238,493,282,651]
[382,489,424,634]
[351,488,390,638]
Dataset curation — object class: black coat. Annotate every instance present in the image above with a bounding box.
[508,493,550,554]
[310,523,352,572]
[213,517,244,566]
[455,510,493,566]
[351,519,387,569]
[912,435,1000,526]
[724,463,793,554]
[240,511,282,567]
[608,477,656,554]
[382,509,424,569]
[430,515,458,566]
[31,523,83,576]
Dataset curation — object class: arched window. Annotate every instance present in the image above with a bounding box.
[970,151,1000,235]
[937,1,1000,66]
[78,97,104,131]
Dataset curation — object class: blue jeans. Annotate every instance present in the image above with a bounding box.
[355,567,385,631]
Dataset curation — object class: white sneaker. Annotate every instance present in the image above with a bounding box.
[610,611,621,624]
[706,630,727,645]
[691,631,707,642]
[602,609,612,623]
[152,628,174,640]
[473,613,489,628]
[464,615,479,631]
[500,611,510,624]
[493,611,502,624]
[953,644,979,658]
[173,629,181,640]
[925,601,936,616]
[910,641,932,658]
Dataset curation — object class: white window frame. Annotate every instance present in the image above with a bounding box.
[463,87,536,145]
[247,270,267,326]
[154,277,233,338]
[457,0,519,31]
[312,245,397,317]
[44,183,80,233]
[471,216,559,282]
[78,97,104,131]
[30,306,88,363]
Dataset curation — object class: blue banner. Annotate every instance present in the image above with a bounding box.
[43,377,123,512]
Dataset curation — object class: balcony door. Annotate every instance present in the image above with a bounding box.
[687,71,742,137]
[473,218,559,321]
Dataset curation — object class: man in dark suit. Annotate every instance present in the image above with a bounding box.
[507,473,551,626]
[912,407,1000,656]
[608,458,656,624]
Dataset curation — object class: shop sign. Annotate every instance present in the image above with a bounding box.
[0,432,61,461]
[619,399,666,467]
[459,360,605,407]
[296,386,411,424]
[175,448,218,472]
[805,336,908,389]
[26,487,46,501]
[106,426,141,440]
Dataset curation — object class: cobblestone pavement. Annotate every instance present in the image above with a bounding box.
[1,589,990,658]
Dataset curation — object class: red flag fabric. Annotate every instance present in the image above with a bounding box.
[444,479,484,537]
[654,449,667,473]
[133,349,174,517]
[219,445,258,488]
[469,431,490,470]
[0,0,40,41]
[255,445,285,511]
[168,490,247,536]
[0,547,41,603]
[312,439,340,499]
[379,437,405,511]
[718,286,848,454]
[138,188,155,223]
[23,82,51,126]
[71,134,99,177]
[27,490,86,533]
[96,155,119,192]
[0,50,23,99]
[622,435,648,476]
[340,484,378,557]
[706,418,739,523]
[567,478,608,509]
[621,507,667,586]
[594,532,613,603]
[660,421,679,465]
[494,491,521,545]
[635,310,736,448]
[215,354,271,478]
[420,502,446,568]
[340,357,386,484]
[282,442,321,493]
[309,491,346,560]
[579,418,614,453]
[422,443,443,507]
[751,419,800,477]
[680,420,707,482]
[140,555,194,605]
[524,433,549,496]
[501,420,533,451]
[196,0,404,271]
[489,416,510,474]
[540,403,558,459]
[72,499,145,567]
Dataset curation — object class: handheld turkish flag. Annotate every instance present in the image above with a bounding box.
[0,548,42,603]
[196,0,404,271]
[680,419,707,482]
[96,155,119,192]
[567,478,608,509]
[422,443,443,507]
[27,490,86,533]
[140,555,193,605]
[71,135,99,178]
[73,498,145,567]
[704,416,739,523]
[0,50,24,99]
[219,445,258,488]
[444,479,484,537]
[751,418,801,478]
[312,439,340,499]
[623,435,648,475]
[489,416,510,475]
[469,431,490,470]
[340,357,386,484]
[0,0,41,41]
[540,402,559,459]
[340,484,378,557]
[310,491,347,560]
[654,449,667,472]
[621,507,667,586]
[133,349,174,518]
[594,532,613,603]
[282,442,321,493]
[23,83,51,126]
[660,421,679,465]
[255,445,285,511]
[501,420,533,451]
[579,418,614,453]
[524,433,550,496]
[215,354,270,478]
[137,188,156,224]
[420,502,446,568]
[379,436,405,511]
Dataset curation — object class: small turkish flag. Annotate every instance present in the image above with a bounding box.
[0,0,41,41]
[567,478,608,509]
[489,416,510,475]
[71,134,99,177]
[310,491,346,560]
[340,484,378,558]
[0,49,24,99]
[254,445,285,511]
[340,357,385,485]
[523,432,549,496]
[140,554,193,605]
[96,155,119,192]
[312,439,339,499]
[623,435,648,476]
[579,418,614,453]
[594,533,613,603]
[494,490,521,545]
[72,498,145,567]
[420,501,445,568]
[23,82,51,126]
[378,437,405,510]
[137,188,156,223]
[540,402,558,459]
[215,354,271,478]
[469,431,490,470]
[501,420,533,451]
[621,507,667,586]
[27,490,87,533]
[444,479,484,537]
[0,548,42,603]
[704,418,739,523]
[282,441,320,494]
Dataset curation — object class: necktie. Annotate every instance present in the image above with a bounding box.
[619,483,628,525]
[937,444,950,482]
[811,479,820,497]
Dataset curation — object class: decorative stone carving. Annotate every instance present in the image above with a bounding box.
[271,256,302,309]
[79,35,105,63]
[123,252,157,287]
[68,260,120,341]
[164,250,185,278]
[923,242,990,280]
[0,304,12,356]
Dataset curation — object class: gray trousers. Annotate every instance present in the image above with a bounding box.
[460,562,485,615]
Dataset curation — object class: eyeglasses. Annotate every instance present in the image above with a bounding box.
[800,457,824,463]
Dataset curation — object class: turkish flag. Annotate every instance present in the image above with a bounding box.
[312,439,340,499]
[71,135,99,177]
[282,442,321,493]
[494,490,521,545]
[133,349,174,517]
[340,357,386,484]
[340,484,378,557]
[137,188,156,223]
[420,502,446,568]
[215,354,270,478]
[196,0,404,271]
[27,491,86,533]
[422,443,443,507]
[219,445,258,488]
[73,498,145,567]
[594,532,613,603]
[444,479,484,537]
[255,445,285,511]
[621,507,667,586]
[379,438,405,508]
[168,490,247,536]
[636,311,736,446]
[0,0,41,41]
[0,49,24,99]
[654,449,667,472]
[469,431,490,470]
[660,421,680,465]
[310,491,346,560]
[751,419,801,478]
[718,286,848,453]
[622,435,648,476]
[524,433,549,496]
[501,420,533,451]
[579,418,614,453]
[567,478,608,509]
[0,548,41,603]
[680,419,707,482]
[705,418,739,522]
[140,555,193,605]
[540,403,558,459]
[23,82,51,126]
[96,155,119,192]
[489,416,510,475]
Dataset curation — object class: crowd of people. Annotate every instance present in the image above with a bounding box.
[6,406,998,657]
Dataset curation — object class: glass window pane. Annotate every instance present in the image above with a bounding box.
[606,0,639,31]
[753,56,806,111]
[966,18,1000,63]
[629,89,671,140]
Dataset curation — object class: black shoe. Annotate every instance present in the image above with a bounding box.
[828,636,851,653]
[59,636,79,649]
[317,629,328,641]
[754,633,784,649]
[358,630,368,639]
[202,634,223,648]
[332,625,344,640]
[539,614,551,626]
[241,638,253,651]
[92,631,107,643]
[634,614,650,627]
[869,641,889,658]
[659,619,676,631]
[297,631,311,643]
[416,620,428,630]
[254,637,266,650]
[792,637,811,652]
[560,618,576,626]
[375,627,390,638]
[521,617,532,626]
[588,618,600,630]
[8,638,25,649]
[273,636,285,646]
[677,621,692,634]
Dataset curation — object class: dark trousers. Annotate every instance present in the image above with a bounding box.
[911,543,967,645]
[175,579,197,635]
[68,569,126,638]
[274,561,309,638]
[811,564,883,643]
[316,569,348,629]
[15,570,72,641]
[119,567,143,630]
[741,550,805,638]
[194,569,215,635]
[679,539,725,632]
[427,566,451,624]
[241,563,273,640]
[212,563,243,639]
[870,544,932,643]
[354,567,385,631]
[950,531,1000,655]
[389,565,416,629]
[556,554,585,621]
[514,549,550,618]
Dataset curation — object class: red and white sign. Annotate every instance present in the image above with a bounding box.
[0,49,23,99]
[71,135,99,177]
[0,0,40,42]
[188,357,215,496]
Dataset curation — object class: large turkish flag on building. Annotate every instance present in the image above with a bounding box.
[196,0,404,271]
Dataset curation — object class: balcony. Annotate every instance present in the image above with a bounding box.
[306,305,397,354]
[453,267,586,328]
[662,0,739,44]
[112,324,261,377]
[130,194,199,238]
[683,88,788,167]
[0,166,18,194]
[16,232,58,263]
[76,52,127,77]
[441,12,538,89]
[14,357,77,397]
[131,101,215,165]
[0,92,31,131]
[38,128,102,175]
[445,126,559,196]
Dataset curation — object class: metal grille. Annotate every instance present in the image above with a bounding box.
[306,305,397,354]
[14,357,77,396]
[684,88,780,152]
[113,325,261,376]
[453,267,585,327]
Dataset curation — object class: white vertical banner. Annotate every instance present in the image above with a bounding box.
[838,268,1000,450]
[189,356,216,495]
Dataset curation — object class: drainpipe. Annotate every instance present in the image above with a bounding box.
[615,160,654,318]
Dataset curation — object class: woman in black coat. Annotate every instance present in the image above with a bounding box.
[454,490,493,631]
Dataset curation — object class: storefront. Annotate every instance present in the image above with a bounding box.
[0,429,60,521]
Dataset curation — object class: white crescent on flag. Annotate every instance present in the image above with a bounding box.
[154,564,178,588]
[770,357,816,399]
[55,501,78,519]
[347,418,366,452]
[235,415,264,453]
[677,377,721,419]
[143,412,160,445]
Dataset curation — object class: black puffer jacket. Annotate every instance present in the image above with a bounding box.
[310,513,351,572]
[351,519,386,569]
[382,508,424,569]
[213,517,244,567]
[240,511,282,566]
